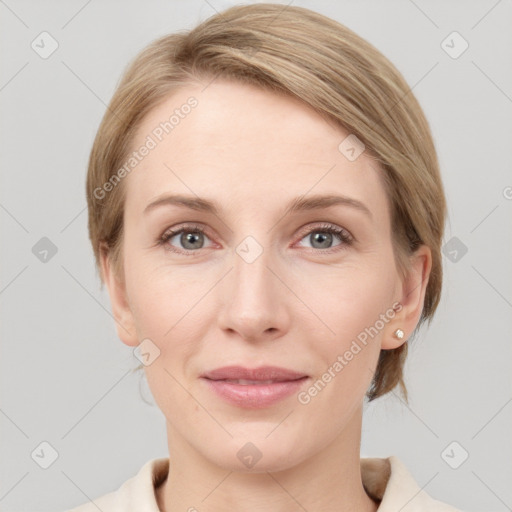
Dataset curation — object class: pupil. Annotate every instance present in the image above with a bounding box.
[182,232,202,249]
[312,232,332,249]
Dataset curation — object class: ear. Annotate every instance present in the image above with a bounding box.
[99,242,139,347]
[382,244,432,349]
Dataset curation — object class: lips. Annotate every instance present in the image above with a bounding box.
[200,366,309,408]
[221,379,279,385]
[201,365,308,383]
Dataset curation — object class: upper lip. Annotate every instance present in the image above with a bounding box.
[201,366,308,382]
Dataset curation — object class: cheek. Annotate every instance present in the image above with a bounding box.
[124,249,216,377]
[123,242,199,335]
[127,270,203,365]
[293,268,392,427]
[132,273,206,421]
[298,257,397,341]
[296,255,397,392]
[122,252,209,417]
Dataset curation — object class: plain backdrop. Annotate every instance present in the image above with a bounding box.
[1,1,511,511]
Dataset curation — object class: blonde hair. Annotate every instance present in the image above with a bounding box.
[86,3,446,403]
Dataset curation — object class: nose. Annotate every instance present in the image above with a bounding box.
[216,242,290,343]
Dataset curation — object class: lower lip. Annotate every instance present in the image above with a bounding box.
[202,377,309,408]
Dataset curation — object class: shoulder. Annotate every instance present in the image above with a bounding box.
[361,455,464,511]
[64,458,169,512]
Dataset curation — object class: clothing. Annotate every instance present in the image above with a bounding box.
[67,456,462,511]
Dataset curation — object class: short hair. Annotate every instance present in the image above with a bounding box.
[86,3,446,403]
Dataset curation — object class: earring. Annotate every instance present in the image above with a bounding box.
[394,329,405,340]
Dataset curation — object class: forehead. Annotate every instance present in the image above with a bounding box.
[124,79,388,217]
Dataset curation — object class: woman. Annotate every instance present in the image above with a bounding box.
[71,3,462,511]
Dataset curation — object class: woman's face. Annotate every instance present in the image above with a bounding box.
[102,79,429,471]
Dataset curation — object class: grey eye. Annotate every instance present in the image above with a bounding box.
[177,231,206,250]
[308,231,335,249]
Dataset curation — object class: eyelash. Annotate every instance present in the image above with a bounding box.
[157,222,354,256]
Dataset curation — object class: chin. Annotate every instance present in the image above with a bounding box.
[199,433,311,474]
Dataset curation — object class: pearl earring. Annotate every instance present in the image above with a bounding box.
[394,329,405,340]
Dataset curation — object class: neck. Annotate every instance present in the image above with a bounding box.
[156,404,379,512]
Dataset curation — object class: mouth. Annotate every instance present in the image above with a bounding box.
[200,366,309,408]
[201,365,308,382]
[211,378,306,385]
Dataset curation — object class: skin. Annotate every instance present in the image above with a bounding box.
[100,78,431,512]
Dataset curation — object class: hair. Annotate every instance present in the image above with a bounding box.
[86,3,446,404]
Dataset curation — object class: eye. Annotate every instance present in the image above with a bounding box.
[158,222,353,256]
[158,224,214,255]
[295,223,353,252]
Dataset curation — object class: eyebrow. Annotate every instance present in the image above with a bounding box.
[143,193,372,219]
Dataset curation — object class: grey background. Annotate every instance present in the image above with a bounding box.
[1,0,511,511]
